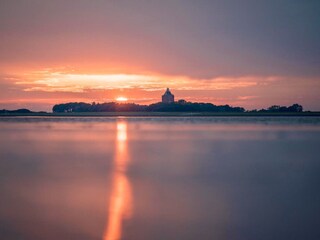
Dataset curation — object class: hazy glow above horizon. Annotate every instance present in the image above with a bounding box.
[1,69,319,111]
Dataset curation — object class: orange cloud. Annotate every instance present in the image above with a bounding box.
[14,70,268,93]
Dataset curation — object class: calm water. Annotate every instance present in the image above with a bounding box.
[0,117,320,240]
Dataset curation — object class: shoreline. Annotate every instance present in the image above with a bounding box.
[1,112,320,117]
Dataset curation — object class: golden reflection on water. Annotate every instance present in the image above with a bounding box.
[103,121,132,240]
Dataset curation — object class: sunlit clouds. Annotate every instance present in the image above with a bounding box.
[15,70,263,93]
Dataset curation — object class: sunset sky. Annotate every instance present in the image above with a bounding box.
[1,0,319,111]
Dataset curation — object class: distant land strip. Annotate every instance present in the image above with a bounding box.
[1,112,320,117]
[1,102,320,116]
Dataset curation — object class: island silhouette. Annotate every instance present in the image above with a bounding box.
[0,89,310,115]
[50,88,303,113]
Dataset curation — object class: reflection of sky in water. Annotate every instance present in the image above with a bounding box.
[0,117,320,240]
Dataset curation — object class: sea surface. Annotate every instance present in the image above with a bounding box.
[0,116,320,240]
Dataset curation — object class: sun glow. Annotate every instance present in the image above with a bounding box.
[116,97,128,102]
